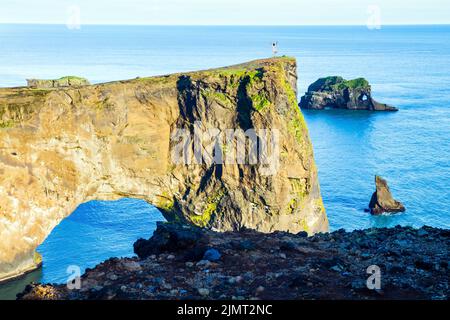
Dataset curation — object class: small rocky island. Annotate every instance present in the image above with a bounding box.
[299,76,397,111]
[369,176,406,215]
[18,222,449,300]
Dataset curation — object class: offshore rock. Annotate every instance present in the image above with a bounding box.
[369,176,406,215]
[299,76,397,111]
[0,57,327,282]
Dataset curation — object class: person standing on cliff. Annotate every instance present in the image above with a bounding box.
[272,41,278,56]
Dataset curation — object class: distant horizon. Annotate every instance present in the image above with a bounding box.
[2,23,450,27]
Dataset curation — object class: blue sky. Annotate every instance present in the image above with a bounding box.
[1,0,449,25]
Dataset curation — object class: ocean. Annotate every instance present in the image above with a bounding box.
[0,25,449,297]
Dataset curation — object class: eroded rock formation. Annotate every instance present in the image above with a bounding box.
[0,57,328,282]
[26,76,90,89]
[299,76,397,111]
[369,176,405,214]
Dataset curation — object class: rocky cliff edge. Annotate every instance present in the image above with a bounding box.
[0,57,328,282]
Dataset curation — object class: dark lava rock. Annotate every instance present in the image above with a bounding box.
[299,76,397,111]
[230,239,256,251]
[19,224,449,301]
[297,231,308,238]
[415,258,433,271]
[203,248,221,261]
[289,274,310,288]
[368,176,406,215]
[133,222,208,258]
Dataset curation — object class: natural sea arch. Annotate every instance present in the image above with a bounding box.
[0,58,328,282]
[0,198,162,299]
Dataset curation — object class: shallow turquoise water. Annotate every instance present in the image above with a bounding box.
[0,25,448,296]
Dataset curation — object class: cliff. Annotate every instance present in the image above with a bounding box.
[299,76,397,111]
[0,57,328,282]
[19,223,449,300]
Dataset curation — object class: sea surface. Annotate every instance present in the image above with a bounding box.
[0,25,449,298]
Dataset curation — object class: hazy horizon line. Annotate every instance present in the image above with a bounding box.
[1,22,450,27]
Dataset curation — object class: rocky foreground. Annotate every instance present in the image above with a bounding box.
[19,223,449,300]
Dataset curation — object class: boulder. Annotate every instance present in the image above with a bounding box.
[133,222,208,258]
[369,176,405,214]
[299,76,397,111]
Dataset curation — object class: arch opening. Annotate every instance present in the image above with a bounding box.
[0,198,164,299]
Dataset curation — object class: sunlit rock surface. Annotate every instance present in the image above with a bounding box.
[0,57,327,282]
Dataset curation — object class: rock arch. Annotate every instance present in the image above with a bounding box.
[0,58,328,282]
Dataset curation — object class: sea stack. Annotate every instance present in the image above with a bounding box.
[299,76,397,111]
[369,176,405,214]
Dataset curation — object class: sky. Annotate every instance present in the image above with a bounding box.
[0,0,449,25]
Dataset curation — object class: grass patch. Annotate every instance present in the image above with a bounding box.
[201,89,233,107]
[250,91,271,111]
[313,76,370,91]
[0,119,14,129]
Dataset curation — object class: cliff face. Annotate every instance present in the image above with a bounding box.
[0,57,328,282]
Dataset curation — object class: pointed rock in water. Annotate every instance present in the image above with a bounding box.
[368,176,405,215]
[299,76,398,111]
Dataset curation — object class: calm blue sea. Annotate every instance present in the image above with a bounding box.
[0,25,449,296]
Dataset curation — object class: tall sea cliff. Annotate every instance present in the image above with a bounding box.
[0,57,327,282]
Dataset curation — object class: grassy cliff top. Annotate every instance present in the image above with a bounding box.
[56,76,88,81]
[0,57,297,128]
[132,56,296,84]
[26,76,89,83]
[1,57,296,91]
[308,76,370,92]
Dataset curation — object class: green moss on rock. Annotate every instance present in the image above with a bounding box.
[201,89,233,107]
[0,120,14,129]
[308,76,370,92]
[33,251,42,265]
[341,78,369,89]
[190,189,226,227]
[156,192,175,212]
[250,91,271,111]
